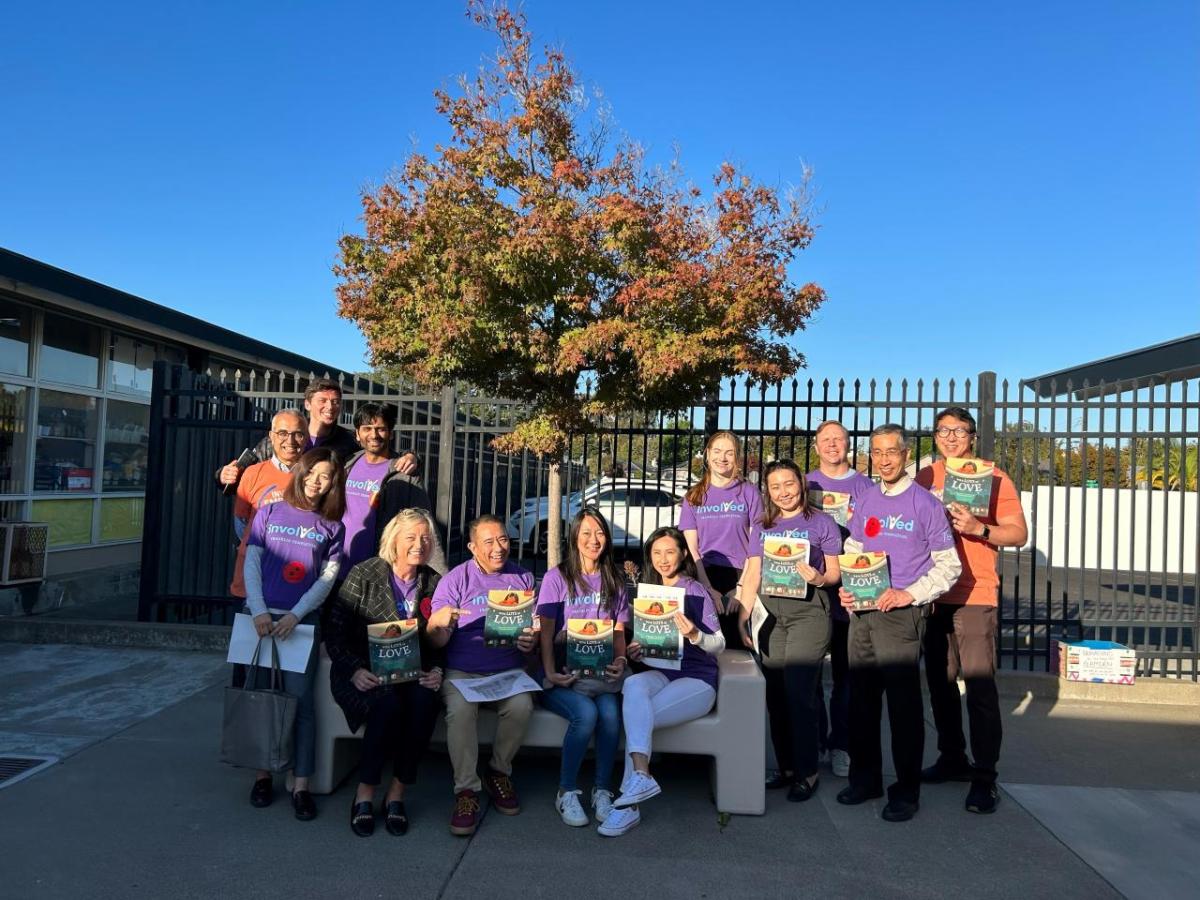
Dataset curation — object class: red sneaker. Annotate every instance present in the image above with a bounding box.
[449,789,481,836]
[482,769,521,815]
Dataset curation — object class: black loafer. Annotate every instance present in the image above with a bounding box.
[836,784,884,805]
[249,777,273,808]
[765,770,794,790]
[965,780,1000,814]
[384,800,409,836]
[350,800,375,837]
[881,798,919,822]
[787,777,819,803]
[292,790,317,821]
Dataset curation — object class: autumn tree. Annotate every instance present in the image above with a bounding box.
[335,2,825,564]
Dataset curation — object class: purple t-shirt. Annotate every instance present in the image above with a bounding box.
[390,571,419,619]
[650,574,722,690]
[535,567,631,636]
[247,501,345,612]
[849,483,955,591]
[431,558,536,673]
[748,509,843,576]
[341,456,391,568]
[677,480,763,571]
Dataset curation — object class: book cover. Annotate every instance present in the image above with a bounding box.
[942,457,995,517]
[809,489,851,525]
[367,619,422,684]
[484,589,536,647]
[760,537,811,599]
[566,617,615,677]
[633,583,684,668]
[838,552,890,612]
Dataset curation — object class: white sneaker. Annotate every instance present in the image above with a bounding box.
[555,789,589,827]
[613,771,661,809]
[591,788,615,823]
[831,749,850,778]
[597,805,641,837]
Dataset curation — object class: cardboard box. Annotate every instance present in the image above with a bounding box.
[1054,640,1136,685]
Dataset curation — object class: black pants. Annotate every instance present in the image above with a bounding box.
[924,603,1002,781]
[817,609,850,752]
[358,680,442,787]
[760,593,831,780]
[707,564,746,650]
[848,606,927,803]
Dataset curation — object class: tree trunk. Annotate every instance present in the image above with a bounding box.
[547,457,564,568]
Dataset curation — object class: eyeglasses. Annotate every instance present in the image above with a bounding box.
[869,449,905,460]
[272,430,308,443]
[934,426,974,438]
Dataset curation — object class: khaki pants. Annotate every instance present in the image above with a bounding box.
[441,669,534,793]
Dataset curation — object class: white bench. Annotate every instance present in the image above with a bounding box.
[312,649,767,815]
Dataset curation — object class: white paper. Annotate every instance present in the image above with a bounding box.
[227,613,315,674]
[448,669,543,702]
[749,596,770,656]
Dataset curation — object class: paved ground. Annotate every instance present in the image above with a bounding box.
[0,643,1196,899]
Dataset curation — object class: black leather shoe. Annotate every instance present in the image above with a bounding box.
[787,777,819,803]
[881,798,919,821]
[920,757,974,784]
[350,801,375,837]
[836,784,884,805]
[965,780,1000,814]
[249,777,273,808]
[292,790,317,821]
[765,770,794,790]
[384,800,409,836]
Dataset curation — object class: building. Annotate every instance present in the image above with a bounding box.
[0,247,341,614]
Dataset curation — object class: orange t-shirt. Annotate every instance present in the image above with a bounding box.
[914,459,1023,606]
[229,461,292,598]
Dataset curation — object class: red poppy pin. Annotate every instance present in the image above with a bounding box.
[864,516,882,538]
[420,596,433,620]
[282,561,307,583]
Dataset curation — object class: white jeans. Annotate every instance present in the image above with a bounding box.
[621,670,716,784]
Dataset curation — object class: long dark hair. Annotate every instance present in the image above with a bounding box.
[561,508,624,613]
[282,447,346,521]
[685,430,745,507]
[760,459,811,528]
[642,526,699,584]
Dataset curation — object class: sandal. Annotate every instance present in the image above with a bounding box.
[384,799,409,836]
[350,800,375,837]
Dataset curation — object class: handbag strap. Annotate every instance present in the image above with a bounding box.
[246,634,285,691]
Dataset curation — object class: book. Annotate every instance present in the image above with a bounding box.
[942,457,995,517]
[809,489,851,526]
[566,617,615,677]
[838,552,890,612]
[483,589,536,647]
[760,537,811,599]
[633,583,685,670]
[367,619,422,684]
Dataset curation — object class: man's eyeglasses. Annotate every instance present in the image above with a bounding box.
[934,426,974,438]
[869,448,905,460]
[272,430,308,443]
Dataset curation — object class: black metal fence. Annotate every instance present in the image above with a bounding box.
[138,362,1198,679]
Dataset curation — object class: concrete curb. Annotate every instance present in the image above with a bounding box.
[996,669,1200,707]
[0,617,229,652]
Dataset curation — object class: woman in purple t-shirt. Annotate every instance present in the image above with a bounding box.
[243,447,346,821]
[599,527,725,837]
[678,431,762,648]
[738,460,842,803]
[536,508,630,829]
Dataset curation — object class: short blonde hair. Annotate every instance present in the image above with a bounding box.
[379,508,440,566]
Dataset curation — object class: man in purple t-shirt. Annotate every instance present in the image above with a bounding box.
[805,419,875,778]
[835,424,961,823]
[429,515,538,837]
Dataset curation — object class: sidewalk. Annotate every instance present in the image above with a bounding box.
[0,643,1195,899]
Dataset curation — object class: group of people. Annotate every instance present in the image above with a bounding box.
[218,378,1027,836]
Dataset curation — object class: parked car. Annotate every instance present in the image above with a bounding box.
[505,478,689,554]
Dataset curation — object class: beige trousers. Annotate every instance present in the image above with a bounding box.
[440,669,534,793]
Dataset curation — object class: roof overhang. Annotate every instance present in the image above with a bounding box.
[1023,333,1200,398]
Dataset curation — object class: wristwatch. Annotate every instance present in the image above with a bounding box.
[979,524,991,542]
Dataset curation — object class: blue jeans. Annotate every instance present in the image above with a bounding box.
[541,687,621,792]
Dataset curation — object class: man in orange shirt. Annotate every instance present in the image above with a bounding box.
[915,407,1028,815]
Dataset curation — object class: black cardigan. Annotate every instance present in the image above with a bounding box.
[325,557,444,733]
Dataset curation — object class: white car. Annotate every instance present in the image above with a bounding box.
[505,479,689,554]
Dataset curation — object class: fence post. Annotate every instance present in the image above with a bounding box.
[977,370,997,460]
[138,361,171,622]
[703,385,720,439]
[434,383,457,544]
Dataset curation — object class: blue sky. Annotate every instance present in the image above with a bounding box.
[2,1,1196,393]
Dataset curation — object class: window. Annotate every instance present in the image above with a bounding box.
[594,489,628,505]
[103,400,150,491]
[35,390,98,492]
[108,333,155,395]
[40,312,100,387]
[0,384,30,494]
[100,497,143,541]
[30,498,92,547]
[0,299,32,377]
